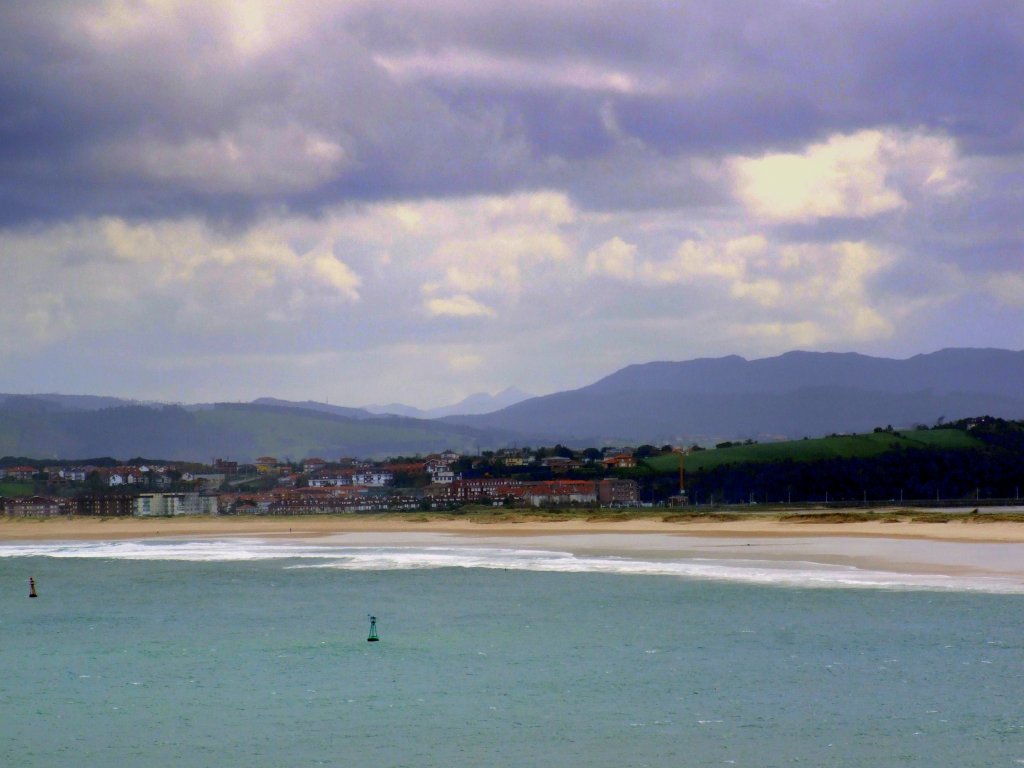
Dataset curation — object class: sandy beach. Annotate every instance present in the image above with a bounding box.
[4,510,1024,543]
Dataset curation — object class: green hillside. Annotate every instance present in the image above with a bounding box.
[644,429,984,474]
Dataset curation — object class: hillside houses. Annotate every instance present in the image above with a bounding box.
[602,453,637,469]
[351,469,394,487]
[1,466,37,481]
[108,467,147,486]
[58,467,89,483]
[302,458,328,474]
[308,473,350,488]
[255,457,281,474]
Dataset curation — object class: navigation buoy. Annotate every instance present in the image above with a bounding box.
[367,615,379,642]
[28,577,37,598]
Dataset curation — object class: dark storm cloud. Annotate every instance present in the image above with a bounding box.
[1,0,1021,224]
[0,2,526,222]
[350,0,1024,154]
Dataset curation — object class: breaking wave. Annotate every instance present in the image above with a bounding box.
[2,538,1023,593]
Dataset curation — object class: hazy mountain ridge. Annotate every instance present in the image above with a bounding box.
[0,393,143,411]
[250,398,378,420]
[363,387,534,419]
[584,349,1024,398]
[2,349,1022,459]
[0,402,524,462]
[444,349,1024,444]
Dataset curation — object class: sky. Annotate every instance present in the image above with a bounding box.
[1,1,1022,408]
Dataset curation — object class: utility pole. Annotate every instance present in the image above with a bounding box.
[673,447,689,504]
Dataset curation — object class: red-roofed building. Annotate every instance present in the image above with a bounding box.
[602,454,636,469]
[525,480,597,507]
[4,466,38,481]
[302,458,328,474]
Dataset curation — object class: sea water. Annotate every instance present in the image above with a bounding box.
[2,538,1023,767]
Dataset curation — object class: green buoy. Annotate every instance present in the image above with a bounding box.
[367,615,379,642]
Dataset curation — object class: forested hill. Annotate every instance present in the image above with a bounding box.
[637,417,1024,505]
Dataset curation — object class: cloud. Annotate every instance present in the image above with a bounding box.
[639,236,766,288]
[424,294,497,318]
[986,272,1024,308]
[375,48,660,95]
[75,0,342,60]
[729,129,961,222]
[309,250,362,301]
[0,214,364,355]
[96,123,349,195]
[400,191,576,307]
[445,351,485,372]
[586,237,637,279]
[623,233,897,346]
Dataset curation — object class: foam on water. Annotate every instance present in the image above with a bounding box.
[3,537,1024,593]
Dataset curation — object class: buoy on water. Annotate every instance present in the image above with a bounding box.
[29,577,37,598]
[367,615,379,642]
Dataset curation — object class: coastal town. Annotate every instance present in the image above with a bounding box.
[0,447,645,518]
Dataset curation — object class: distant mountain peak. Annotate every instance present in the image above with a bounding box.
[364,386,534,419]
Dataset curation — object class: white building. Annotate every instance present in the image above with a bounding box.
[136,493,218,517]
[351,470,394,487]
[308,474,351,488]
[430,468,457,484]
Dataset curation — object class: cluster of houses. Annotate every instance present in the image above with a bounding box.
[216,476,639,515]
[1,446,644,518]
[0,463,225,489]
[270,452,459,488]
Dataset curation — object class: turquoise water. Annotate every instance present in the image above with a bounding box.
[2,540,1023,767]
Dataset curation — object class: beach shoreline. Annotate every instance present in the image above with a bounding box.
[4,510,1024,543]
[5,512,1024,584]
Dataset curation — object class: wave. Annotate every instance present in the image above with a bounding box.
[2,539,1023,593]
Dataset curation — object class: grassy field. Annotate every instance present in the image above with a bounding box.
[643,429,984,474]
[0,481,35,497]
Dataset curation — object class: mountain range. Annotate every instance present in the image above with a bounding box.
[2,348,1022,461]
[443,348,1024,444]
